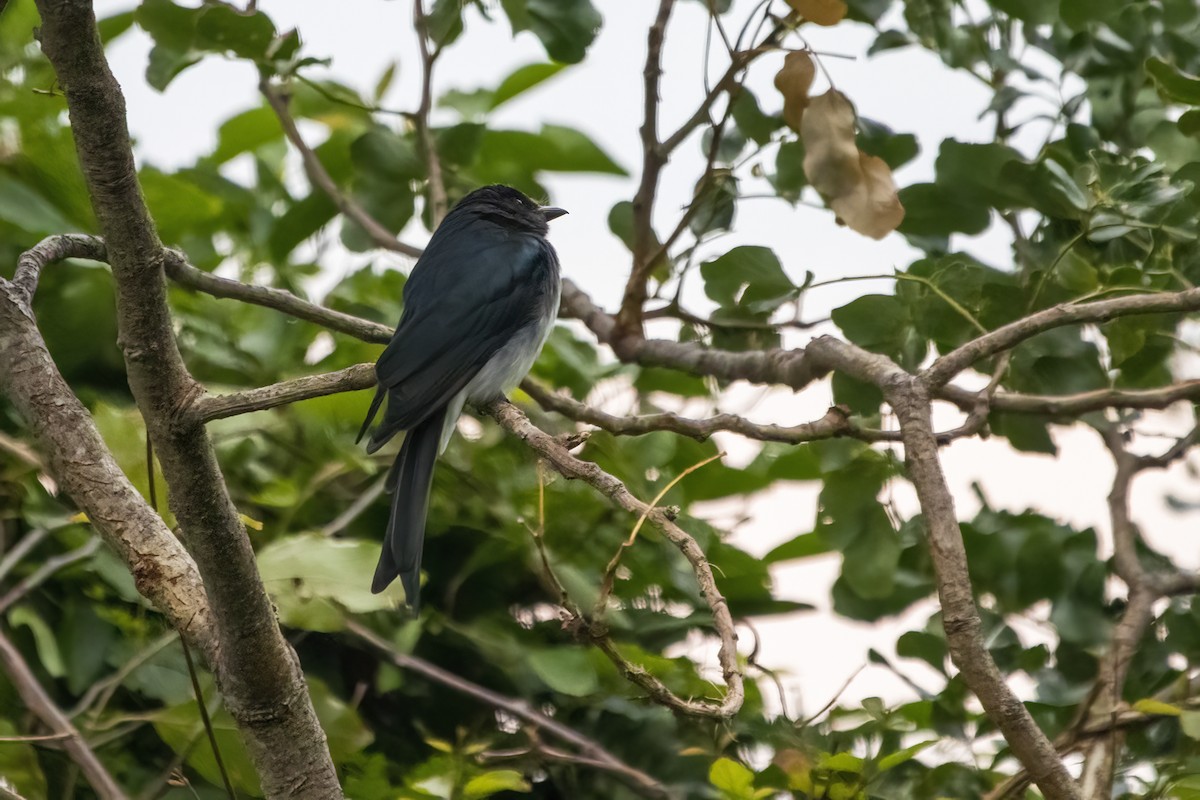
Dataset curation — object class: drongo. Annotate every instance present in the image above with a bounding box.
[357,185,566,608]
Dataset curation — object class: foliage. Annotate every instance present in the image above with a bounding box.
[1,0,1200,798]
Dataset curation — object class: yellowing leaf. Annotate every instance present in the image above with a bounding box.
[787,0,847,25]
[1134,698,1183,716]
[801,90,904,239]
[830,152,905,239]
[774,51,815,132]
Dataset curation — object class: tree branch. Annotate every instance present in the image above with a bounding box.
[33,4,342,796]
[887,378,1081,800]
[0,280,214,654]
[164,249,392,343]
[523,378,852,443]
[939,379,1200,416]
[193,364,376,423]
[481,399,743,718]
[345,620,673,800]
[0,626,126,800]
[925,289,1200,387]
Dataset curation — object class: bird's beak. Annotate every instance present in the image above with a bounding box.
[540,206,568,222]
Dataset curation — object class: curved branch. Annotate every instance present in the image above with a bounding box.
[0,280,214,653]
[481,399,743,718]
[925,289,1200,387]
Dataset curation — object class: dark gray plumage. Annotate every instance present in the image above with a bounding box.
[357,185,565,607]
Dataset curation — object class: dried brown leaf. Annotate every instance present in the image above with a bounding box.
[773,51,816,132]
[787,0,848,26]
[801,89,860,197]
[801,90,904,239]
[831,153,905,239]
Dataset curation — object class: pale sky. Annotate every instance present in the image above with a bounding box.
[96,0,1200,720]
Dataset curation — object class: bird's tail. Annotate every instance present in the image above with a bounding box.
[370,404,447,608]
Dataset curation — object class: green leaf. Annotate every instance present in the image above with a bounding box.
[990,0,1059,24]
[765,532,830,563]
[0,177,75,234]
[526,647,599,696]
[1146,57,1200,105]
[0,720,47,799]
[700,246,795,312]
[842,522,901,599]
[1132,698,1183,716]
[463,770,531,798]
[877,740,936,771]
[773,140,808,199]
[831,294,910,355]
[820,751,864,773]
[211,106,282,164]
[154,702,262,795]
[857,118,919,170]
[194,5,276,60]
[897,630,947,674]
[308,676,374,766]
[475,125,626,179]
[492,62,567,109]
[502,0,602,64]
[1182,710,1200,740]
[7,606,65,678]
[710,758,756,798]
[257,534,408,630]
[999,159,1089,219]
[136,0,200,52]
[897,183,990,237]
[427,0,467,45]
[731,88,781,145]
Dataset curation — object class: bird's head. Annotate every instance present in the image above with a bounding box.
[451,184,567,235]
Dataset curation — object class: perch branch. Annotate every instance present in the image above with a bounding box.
[260,79,422,258]
[481,399,743,718]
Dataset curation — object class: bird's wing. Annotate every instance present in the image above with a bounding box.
[364,222,554,449]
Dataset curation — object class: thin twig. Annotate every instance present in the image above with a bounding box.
[0,537,101,615]
[346,620,673,799]
[260,79,423,258]
[0,627,127,799]
[412,0,448,225]
[593,452,724,620]
[0,528,50,583]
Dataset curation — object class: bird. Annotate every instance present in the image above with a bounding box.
[356,184,566,608]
